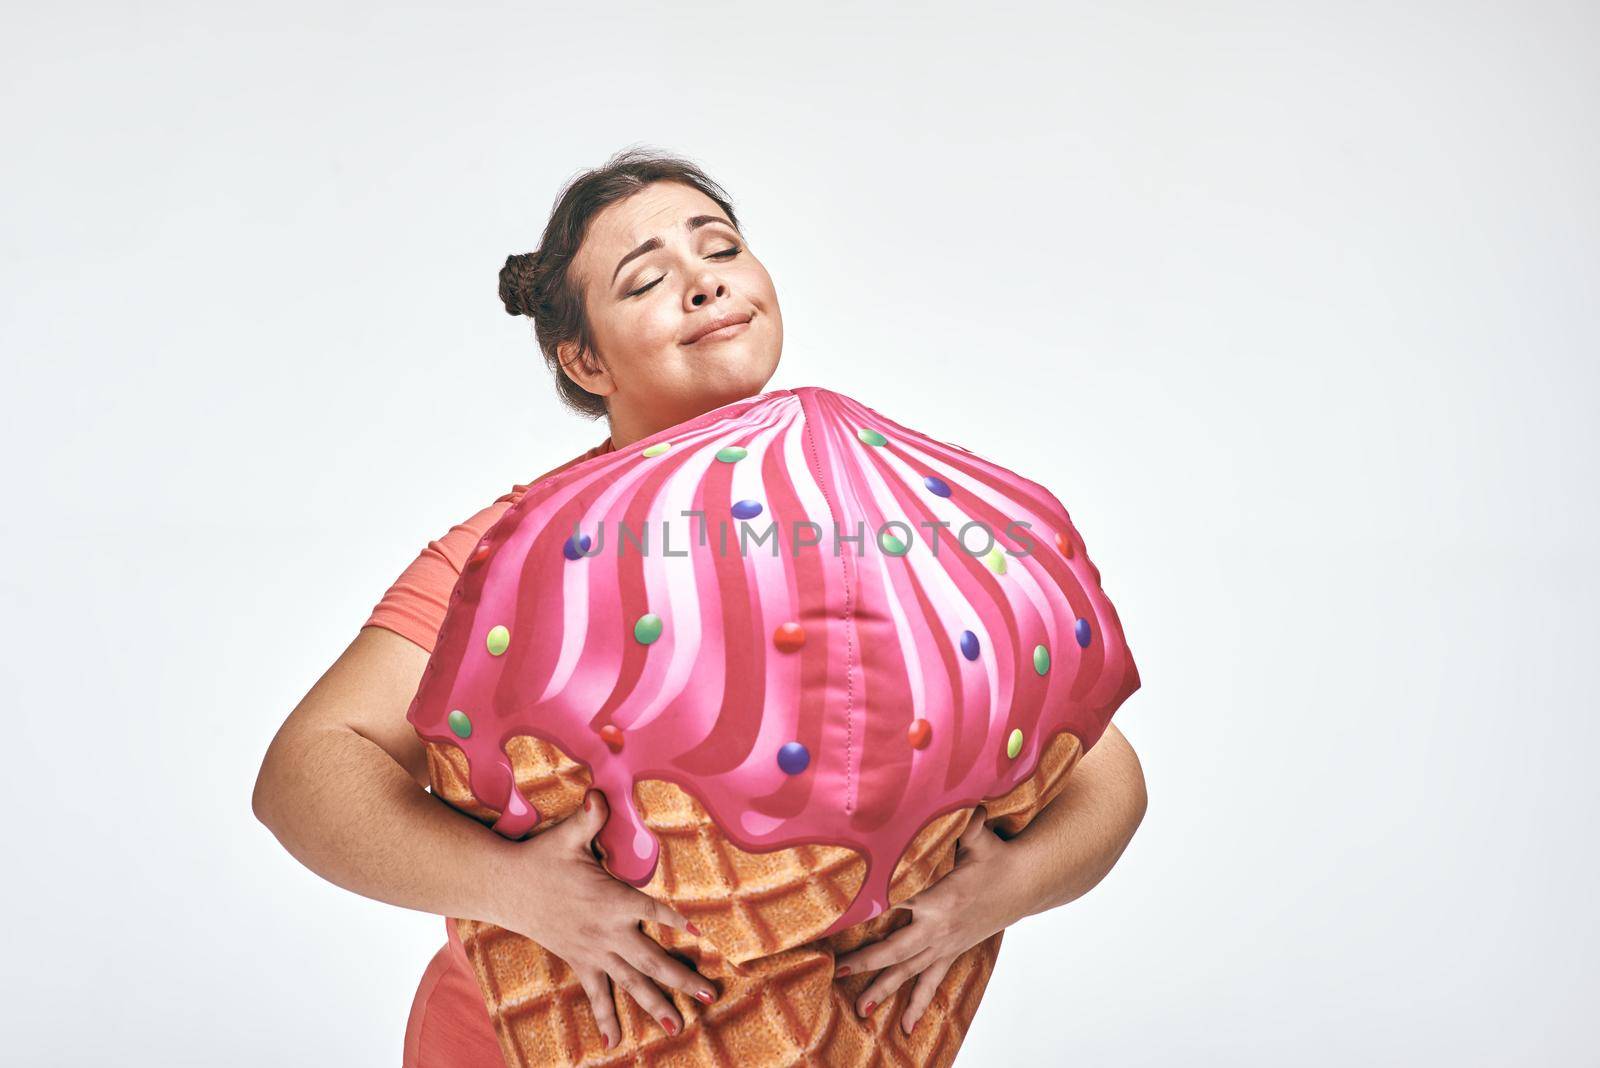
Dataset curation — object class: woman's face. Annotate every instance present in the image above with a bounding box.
[560,181,783,442]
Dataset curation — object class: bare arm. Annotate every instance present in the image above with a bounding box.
[1002,721,1148,917]
[252,624,719,1046]
[251,625,516,920]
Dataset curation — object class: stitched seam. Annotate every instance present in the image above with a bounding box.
[799,389,857,812]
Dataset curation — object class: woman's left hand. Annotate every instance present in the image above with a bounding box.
[830,804,1031,1035]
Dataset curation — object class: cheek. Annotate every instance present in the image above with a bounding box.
[605,303,683,365]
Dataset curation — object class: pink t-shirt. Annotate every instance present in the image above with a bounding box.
[362,436,614,1067]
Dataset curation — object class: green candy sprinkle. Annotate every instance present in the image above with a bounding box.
[857,427,887,446]
[1033,644,1050,675]
[879,530,908,556]
[448,710,472,739]
[486,625,510,656]
[983,546,1007,575]
[642,442,671,457]
[634,612,664,644]
[1006,728,1023,759]
[715,445,748,462]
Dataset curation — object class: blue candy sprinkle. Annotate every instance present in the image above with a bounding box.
[959,629,980,661]
[777,741,810,775]
[563,533,593,560]
[731,499,764,520]
[924,475,951,498]
[1075,617,1092,647]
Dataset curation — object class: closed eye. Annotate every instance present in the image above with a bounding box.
[626,245,742,298]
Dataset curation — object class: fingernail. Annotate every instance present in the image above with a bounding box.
[661,1016,679,1035]
[694,988,716,1005]
[835,965,852,977]
[862,1000,877,1017]
[601,1031,612,1049]
[686,921,702,936]
[584,792,592,812]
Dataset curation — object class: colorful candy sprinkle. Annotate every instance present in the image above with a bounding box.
[448,710,472,739]
[1075,617,1092,647]
[923,475,951,498]
[908,719,932,749]
[469,538,493,566]
[642,442,672,457]
[879,530,909,556]
[959,630,980,661]
[1006,728,1023,759]
[983,546,1007,575]
[774,621,806,653]
[1033,644,1050,675]
[634,613,663,645]
[857,428,887,446]
[777,741,810,774]
[1055,529,1074,559]
[599,724,624,752]
[486,625,510,656]
[715,445,748,462]
[563,533,592,560]
[732,499,764,520]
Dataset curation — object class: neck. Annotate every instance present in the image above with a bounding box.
[605,399,709,451]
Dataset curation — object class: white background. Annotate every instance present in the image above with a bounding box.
[3,2,1596,1065]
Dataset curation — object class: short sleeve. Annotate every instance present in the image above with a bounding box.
[361,436,615,655]
[361,496,517,655]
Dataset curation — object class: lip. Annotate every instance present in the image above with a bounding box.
[683,311,754,345]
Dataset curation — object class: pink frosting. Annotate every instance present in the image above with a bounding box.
[407,386,1140,938]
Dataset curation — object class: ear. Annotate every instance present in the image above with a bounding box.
[557,339,614,398]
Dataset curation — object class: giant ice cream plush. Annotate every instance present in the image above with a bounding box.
[407,385,1141,1066]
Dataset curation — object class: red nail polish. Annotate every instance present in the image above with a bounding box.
[694,988,715,1005]
[862,1000,877,1016]
[601,1031,612,1049]
[686,921,702,936]
[661,1016,679,1035]
[835,965,852,976]
[584,793,593,812]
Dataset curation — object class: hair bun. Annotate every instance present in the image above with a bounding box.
[499,251,538,317]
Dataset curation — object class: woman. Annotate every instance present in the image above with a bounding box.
[252,147,1149,1065]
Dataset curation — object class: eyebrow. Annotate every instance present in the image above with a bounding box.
[610,215,739,285]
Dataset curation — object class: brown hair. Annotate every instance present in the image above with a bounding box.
[498,145,743,421]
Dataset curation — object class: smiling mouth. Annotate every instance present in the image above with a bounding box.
[686,312,755,345]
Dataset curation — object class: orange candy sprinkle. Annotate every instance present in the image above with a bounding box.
[599,724,624,752]
[907,719,931,749]
[1055,529,1074,558]
[774,621,806,653]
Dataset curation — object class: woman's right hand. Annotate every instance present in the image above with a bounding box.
[486,788,718,1049]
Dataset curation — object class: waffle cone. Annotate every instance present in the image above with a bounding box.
[428,726,1084,1066]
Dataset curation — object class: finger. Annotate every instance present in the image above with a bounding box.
[607,955,684,1038]
[958,805,989,849]
[633,890,701,938]
[855,945,939,1018]
[834,919,931,977]
[576,967,622,1051]
[898,955,955,1034]
[621,928,719,1007]
[563,788,607,852]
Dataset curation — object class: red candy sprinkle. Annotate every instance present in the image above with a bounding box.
[1055,529,1073,558]
[907,719,931,749]
[599,724,625,752]
[773,621,806,653]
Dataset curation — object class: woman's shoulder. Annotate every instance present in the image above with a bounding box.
[501,435,615,505]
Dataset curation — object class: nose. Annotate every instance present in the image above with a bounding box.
[690,282,727,307]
